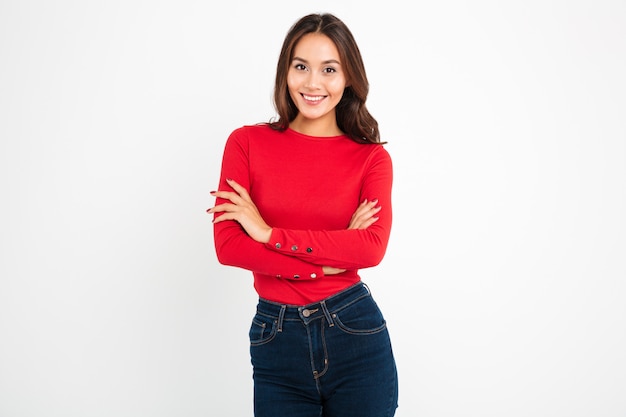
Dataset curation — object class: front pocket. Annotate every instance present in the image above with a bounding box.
[332,296,387,335]
[249,313,278,346]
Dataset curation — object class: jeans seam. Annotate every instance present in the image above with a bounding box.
[314,317,329,380]
[332,316,388,335]
[320,300,334,327]
[329,293,370,316]
[277,305,286,332]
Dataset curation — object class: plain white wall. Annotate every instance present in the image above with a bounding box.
[1,1,625,416]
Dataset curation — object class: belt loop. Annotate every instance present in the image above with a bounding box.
[320,300,334,327]
[277,305,286,332]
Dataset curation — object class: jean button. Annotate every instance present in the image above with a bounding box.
[302,309,311,318]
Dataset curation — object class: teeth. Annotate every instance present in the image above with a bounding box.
[303,94,324,102]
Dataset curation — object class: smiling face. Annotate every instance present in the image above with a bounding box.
[287,33,347,136]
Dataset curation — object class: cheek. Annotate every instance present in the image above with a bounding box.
[287,71,301,90]
[287,77,299,100]
[327,74,347,93]
[328,79,347,97]
[287,76,298,100]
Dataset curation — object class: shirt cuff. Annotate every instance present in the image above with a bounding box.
[266,228,322,280]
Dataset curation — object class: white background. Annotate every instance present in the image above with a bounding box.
[1,1,625,416]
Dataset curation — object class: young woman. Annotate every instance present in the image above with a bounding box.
[208,13,398,417]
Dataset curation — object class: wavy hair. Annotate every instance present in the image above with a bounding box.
[269,13,384,144]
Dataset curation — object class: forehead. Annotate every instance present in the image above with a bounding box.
[292,33,340,61]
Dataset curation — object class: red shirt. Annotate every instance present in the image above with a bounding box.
[212,124,393,305]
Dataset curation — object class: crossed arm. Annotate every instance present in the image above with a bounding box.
[207,178,382,275]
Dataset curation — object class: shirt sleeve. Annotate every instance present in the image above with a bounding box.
[264,146,393,270]
[212,128,324,280]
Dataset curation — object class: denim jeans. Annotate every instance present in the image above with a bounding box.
[249,282,398,417]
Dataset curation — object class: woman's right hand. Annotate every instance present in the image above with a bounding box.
[323,199,382,275]
[322,266,346,275]
[348,199,381,230]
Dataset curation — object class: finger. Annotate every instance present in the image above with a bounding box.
[206,203,239,214]
[350,215,379,230]
[225,178,252,202]
[348,205,381,229]
[356,216,379,230]
[211,190,246,206]
[351,200,370,219]
[211,212,236,224]
[353,200,369,216]
[354,198,378,214]
[352,205,381,222]
[210,190,236,200]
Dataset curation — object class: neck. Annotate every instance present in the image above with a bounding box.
[289,114,343,137]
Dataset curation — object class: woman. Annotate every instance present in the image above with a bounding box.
[208,13,398,417]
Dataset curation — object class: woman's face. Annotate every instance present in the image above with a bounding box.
[287,33,347,132]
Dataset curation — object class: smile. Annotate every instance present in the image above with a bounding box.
[302,94,326,102]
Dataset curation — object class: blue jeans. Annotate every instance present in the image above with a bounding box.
[249,282,398,417]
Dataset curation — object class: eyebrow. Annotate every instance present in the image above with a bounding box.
[292,56,341,65]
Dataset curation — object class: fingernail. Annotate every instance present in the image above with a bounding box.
[210,191,216,194]
[226,178,233,182]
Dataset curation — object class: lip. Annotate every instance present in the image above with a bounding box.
[301,93,326,104]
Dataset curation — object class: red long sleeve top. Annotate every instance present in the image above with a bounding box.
[212,124,393,305]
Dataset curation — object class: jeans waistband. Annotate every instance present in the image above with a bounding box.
[256,282,371,331]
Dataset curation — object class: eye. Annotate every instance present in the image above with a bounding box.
[323,67,337,74]
[294,63,307,71]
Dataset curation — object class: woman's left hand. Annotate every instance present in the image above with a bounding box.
[207,178,272,243]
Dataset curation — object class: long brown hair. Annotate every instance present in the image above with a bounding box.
[269,13,384,144]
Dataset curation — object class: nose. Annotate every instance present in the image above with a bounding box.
[304,72,321,89]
